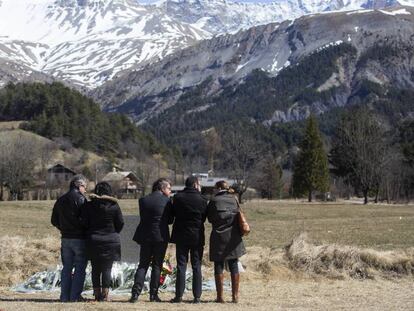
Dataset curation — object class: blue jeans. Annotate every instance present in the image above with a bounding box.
[60,238,87,302]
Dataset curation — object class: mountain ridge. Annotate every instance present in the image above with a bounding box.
[92,6,414,124]
[1,0,413,89]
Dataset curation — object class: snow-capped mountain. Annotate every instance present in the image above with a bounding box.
[0,0,413,89]
[0,0,209,88]
[92,6,414,123]
[160,0,386,34]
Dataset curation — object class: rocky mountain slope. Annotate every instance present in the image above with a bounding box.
[93,6,414,125]
[1,0,413,89]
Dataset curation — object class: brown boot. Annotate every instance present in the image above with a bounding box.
[231,273,240,303]
[101,288,110,302]
[93,288,102,301]
[214,274,224,303]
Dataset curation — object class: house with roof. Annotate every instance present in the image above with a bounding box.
[102,168,141,198]
[47,164,77,187]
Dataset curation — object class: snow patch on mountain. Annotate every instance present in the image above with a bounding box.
[379,8,411,15]
[0,0,414,89]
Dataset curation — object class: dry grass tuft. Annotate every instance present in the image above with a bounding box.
[285,233,414,279]
[0,235,60,286]
[241,246,296,281]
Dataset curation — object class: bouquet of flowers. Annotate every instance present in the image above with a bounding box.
[159,255,173,285]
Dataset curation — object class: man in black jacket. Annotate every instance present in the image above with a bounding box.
[129,178,172,303]
[51,174,88,302]
[170,176,208,304]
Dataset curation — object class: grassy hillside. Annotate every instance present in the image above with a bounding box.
[0,82,164,157]
[0,127,105,171]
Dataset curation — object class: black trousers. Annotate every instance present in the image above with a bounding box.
[132,242,168,296]
[175,244,204,299]
[91,259,113,288]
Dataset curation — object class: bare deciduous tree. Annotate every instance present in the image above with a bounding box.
[122,141,161,196]
[251,154,283,199]
[202,127,221,173]
[221,130,265,202]
[0,133,40,200]
[330,108,390,204]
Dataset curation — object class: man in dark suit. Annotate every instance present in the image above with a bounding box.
[170,176,208,304]
[129,178,172,303]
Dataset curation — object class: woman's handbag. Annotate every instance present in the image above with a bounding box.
[236,199,250,236]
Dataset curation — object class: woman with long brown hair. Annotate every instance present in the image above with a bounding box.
[207,180,246,303]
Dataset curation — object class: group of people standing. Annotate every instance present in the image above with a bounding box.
[51,176,124,302]
[51,174,246,304]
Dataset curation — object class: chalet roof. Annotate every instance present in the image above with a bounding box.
[102,171,139,182]
[47,164,77,175]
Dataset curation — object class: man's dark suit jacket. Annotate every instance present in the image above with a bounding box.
[132,191,171,245]
[170,187,208,246]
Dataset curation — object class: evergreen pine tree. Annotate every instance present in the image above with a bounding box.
[292,115,330,202]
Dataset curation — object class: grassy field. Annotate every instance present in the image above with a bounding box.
[0,199,413,310]
[245,200,414,250]
[1,199,413,249]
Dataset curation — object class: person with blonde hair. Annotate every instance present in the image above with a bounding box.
[207,180,246,303]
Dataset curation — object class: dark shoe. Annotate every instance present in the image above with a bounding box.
[101,288,110,302]
[192,298,201,304]
[215,274,224,303]
[129,293,139,303]
[231,273,240,303]
[93,288,102,302]
[150,294,161,302]
[76,295,88,302]
[170,296,182,303]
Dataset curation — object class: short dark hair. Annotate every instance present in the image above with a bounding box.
[94,182,112,196]
[185,176,199,188]
[152,178,171,192]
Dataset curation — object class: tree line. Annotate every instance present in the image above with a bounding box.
[292,110,414,203]
[0,82,175,199]
[0,82,163,156]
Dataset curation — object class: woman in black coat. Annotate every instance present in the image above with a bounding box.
[81,182,124,301]
[207,180,246,304]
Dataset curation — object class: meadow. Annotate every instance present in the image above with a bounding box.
[0,199,413,310]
